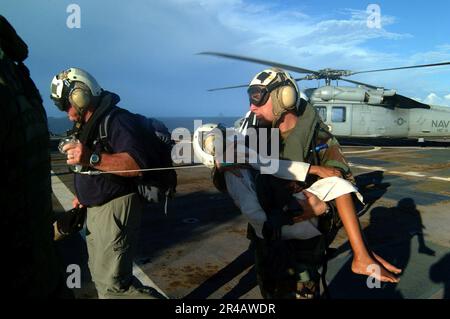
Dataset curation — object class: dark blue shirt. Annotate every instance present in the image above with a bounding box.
[75,109,156,206]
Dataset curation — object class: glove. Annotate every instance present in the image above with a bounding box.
[56,206,87,235]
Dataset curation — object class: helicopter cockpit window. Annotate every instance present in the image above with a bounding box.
[316,106,327,121]
[332,107,346,122]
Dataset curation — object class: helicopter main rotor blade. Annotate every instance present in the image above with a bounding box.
[207,83,248,92]
[207,77,309,92]
[339,78,380,89]
[198,52,319,75]
[294,77,310,82]
[351,61,450,75]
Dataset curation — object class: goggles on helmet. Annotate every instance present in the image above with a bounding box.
[247,85,270,107]
[50,77,72,111]
[247,79,290,107]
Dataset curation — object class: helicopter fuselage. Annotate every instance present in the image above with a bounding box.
[200,51,450,140]
[308,86,450,139]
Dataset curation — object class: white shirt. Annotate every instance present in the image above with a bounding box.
[224,170,363,240]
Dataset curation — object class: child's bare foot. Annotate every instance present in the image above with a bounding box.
[372,252,402,275]
[351,257,400,283]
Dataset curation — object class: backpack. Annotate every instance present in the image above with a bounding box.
[98,107,177,212]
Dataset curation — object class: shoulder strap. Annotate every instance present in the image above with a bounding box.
[78,93,115,146]
[98,107,126,152]
[95,106,136,187]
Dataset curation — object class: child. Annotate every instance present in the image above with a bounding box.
[194,123,401,284]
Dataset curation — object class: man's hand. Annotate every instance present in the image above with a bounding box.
[63,141,92,166]
[309,165,342,178]
[293,191,328,223]
[72,197,83,209]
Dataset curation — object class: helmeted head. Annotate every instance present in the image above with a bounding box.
[50,67,103,117]
[193,123,236,193]
[247,68,300,124]
[192,123,227,169]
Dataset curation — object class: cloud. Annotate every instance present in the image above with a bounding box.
[187,1,449,103]
[409,45,450,64]
[423,93,450,106]
[207,4,411,68]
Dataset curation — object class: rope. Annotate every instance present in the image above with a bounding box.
[76,164,205,175]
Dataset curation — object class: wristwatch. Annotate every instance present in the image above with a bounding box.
[89,152,101,166]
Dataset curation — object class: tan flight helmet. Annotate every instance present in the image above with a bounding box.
[50,67,103,116]
[248,68,300,124]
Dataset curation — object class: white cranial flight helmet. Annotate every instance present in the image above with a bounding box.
[50,67,103,114]
[248,68,300,119]
[193,123,221,169]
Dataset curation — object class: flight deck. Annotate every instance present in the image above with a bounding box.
[50,145,450,299]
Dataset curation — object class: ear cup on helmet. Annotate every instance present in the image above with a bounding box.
[69,88,91,110]
[270,85,298,121]
[279,85,297,110]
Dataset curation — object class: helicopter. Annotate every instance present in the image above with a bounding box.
[199,52,450,142]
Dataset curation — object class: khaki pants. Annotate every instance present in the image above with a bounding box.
[86,192,149,299]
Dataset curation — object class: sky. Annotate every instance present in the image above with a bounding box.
[2,0,450,118]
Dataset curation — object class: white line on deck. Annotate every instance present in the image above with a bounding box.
[348,163,386,171]
[348,164,449,182]
[430,176,450,182]
[343,146,381,154]
[51,170,169,299]
[380,146,448,150]
[389,171,426,177]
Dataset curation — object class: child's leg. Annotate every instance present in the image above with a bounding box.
[334,194,401,282]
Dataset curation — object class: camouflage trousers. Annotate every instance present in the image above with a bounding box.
[253,238,323,299]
